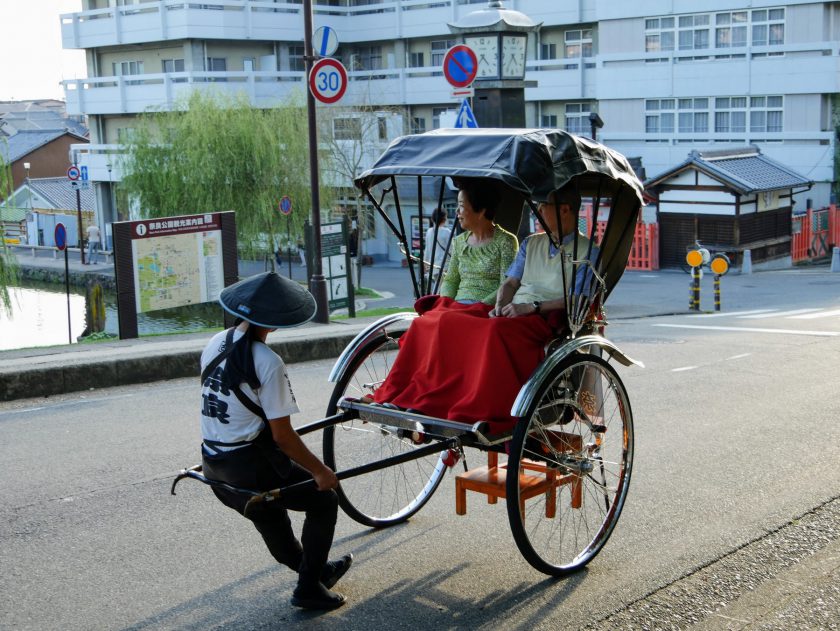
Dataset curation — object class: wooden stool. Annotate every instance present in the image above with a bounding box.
[454,431,583,517]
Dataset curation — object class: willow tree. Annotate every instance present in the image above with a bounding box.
[120,92,333,261]
[0,145,19,315]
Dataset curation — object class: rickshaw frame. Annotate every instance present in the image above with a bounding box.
[174,128,646,576]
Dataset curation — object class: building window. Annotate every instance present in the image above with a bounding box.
[646,96,782,135]
[112,60,144,76]
[409,51,425,67]
[117,127,138,143]
[646,8,784,57]
[430,40,455,66]
[378,117,388,141]
[645,99,676,133]
[541,114,558,127]
[714,97,747,132]
[564,29,593,58]
[645,17,675,52]
[564,103,591,134]
[333,118,362,141]
[678,14,710,51]
[289,46,305,72]
[750,96,783,132]
[678,98,709,132]
[354,46,382,71]
[411,117,426,134]
[162,58,185,73]
[715,11,748,48]
[752,8,785,56]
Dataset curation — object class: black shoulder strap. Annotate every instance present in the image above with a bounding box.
[200,328,236,384]
[233,385,267,420]
[201,327,268,421]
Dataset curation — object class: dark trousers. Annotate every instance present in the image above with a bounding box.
[202,444,338,587]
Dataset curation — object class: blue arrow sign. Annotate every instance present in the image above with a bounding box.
[80,165,89,181]
[454,98,479,129]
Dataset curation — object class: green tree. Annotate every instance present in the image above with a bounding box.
[120,92,333,263]
[0,143,20,316]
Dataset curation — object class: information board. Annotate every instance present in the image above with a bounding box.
[112,211,239,339]
[320,221,351,310]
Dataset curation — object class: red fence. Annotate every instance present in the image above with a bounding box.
[579,205,659,271]
[791,205,840,263]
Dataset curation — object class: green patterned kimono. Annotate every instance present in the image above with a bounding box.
[439,225,518,304]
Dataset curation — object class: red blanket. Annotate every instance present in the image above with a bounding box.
[373,297,554,433]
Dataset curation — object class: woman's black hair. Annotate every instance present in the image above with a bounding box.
[459,179,500,222]
[431,208,447,225]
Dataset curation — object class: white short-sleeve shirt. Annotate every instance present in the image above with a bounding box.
[200,329,300,452]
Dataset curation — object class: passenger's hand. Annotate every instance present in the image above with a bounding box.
[500,302,533,318]
[489,304,502,317]
[314,466,339,491]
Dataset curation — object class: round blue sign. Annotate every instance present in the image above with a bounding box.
[279,196,292,215]
[55,222,67,251]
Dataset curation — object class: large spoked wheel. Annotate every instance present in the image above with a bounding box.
[324,328,448,528]
[506,353,634,576]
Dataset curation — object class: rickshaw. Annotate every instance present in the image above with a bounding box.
[174,128,645,577]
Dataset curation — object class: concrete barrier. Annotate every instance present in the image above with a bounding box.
[832,247,840,273]
[741,249,753,275]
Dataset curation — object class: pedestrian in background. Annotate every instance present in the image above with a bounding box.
[199,272,352,610]
[86,223,101,265]
[424,208,451,277]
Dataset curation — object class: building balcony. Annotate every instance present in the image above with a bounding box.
[525,58,596,102]
[60,0,472,49]
[62,67,456,116]
[596,42,840,99]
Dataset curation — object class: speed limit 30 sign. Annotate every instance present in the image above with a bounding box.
[309,58,348,104]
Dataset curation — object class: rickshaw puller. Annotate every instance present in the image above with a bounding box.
[199,272,352,610]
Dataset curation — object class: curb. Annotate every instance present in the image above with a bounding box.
[0,331,359,402]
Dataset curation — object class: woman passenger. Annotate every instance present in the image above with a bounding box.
[439,181,518,304]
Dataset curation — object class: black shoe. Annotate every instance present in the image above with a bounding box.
[290,582,346,610]
[321,553,353,589]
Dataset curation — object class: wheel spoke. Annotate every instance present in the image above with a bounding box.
[507,355,633,575]
[324,328,447,527]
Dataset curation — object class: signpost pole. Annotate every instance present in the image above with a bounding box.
[55,223,72,343]
[64,246,72,343]
[287,214,292,279]
[303,0,329,323]
[76,186,85,265]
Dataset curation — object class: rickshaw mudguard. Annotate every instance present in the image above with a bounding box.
[328,312,418,384]
[510,334,643,418]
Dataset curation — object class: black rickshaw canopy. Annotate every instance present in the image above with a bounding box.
[354,128,646,304]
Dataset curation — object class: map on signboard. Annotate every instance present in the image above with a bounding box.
[132,231,224,313]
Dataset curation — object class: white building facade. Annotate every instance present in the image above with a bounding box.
[60,0,838,246]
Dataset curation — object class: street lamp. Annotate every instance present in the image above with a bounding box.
[589,112,604,141]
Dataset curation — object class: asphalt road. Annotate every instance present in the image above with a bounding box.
[2,297,839,630]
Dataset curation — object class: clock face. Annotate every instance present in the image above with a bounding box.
[464,36,499,79]
[501,35,526,78]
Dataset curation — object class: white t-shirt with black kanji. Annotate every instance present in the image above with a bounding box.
[200,329,300,452]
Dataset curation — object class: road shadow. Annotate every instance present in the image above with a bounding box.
[120,523,587,631]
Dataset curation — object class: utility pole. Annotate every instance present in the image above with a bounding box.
[303,0,329,323]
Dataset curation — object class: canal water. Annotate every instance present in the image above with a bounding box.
[0,279,224,351]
